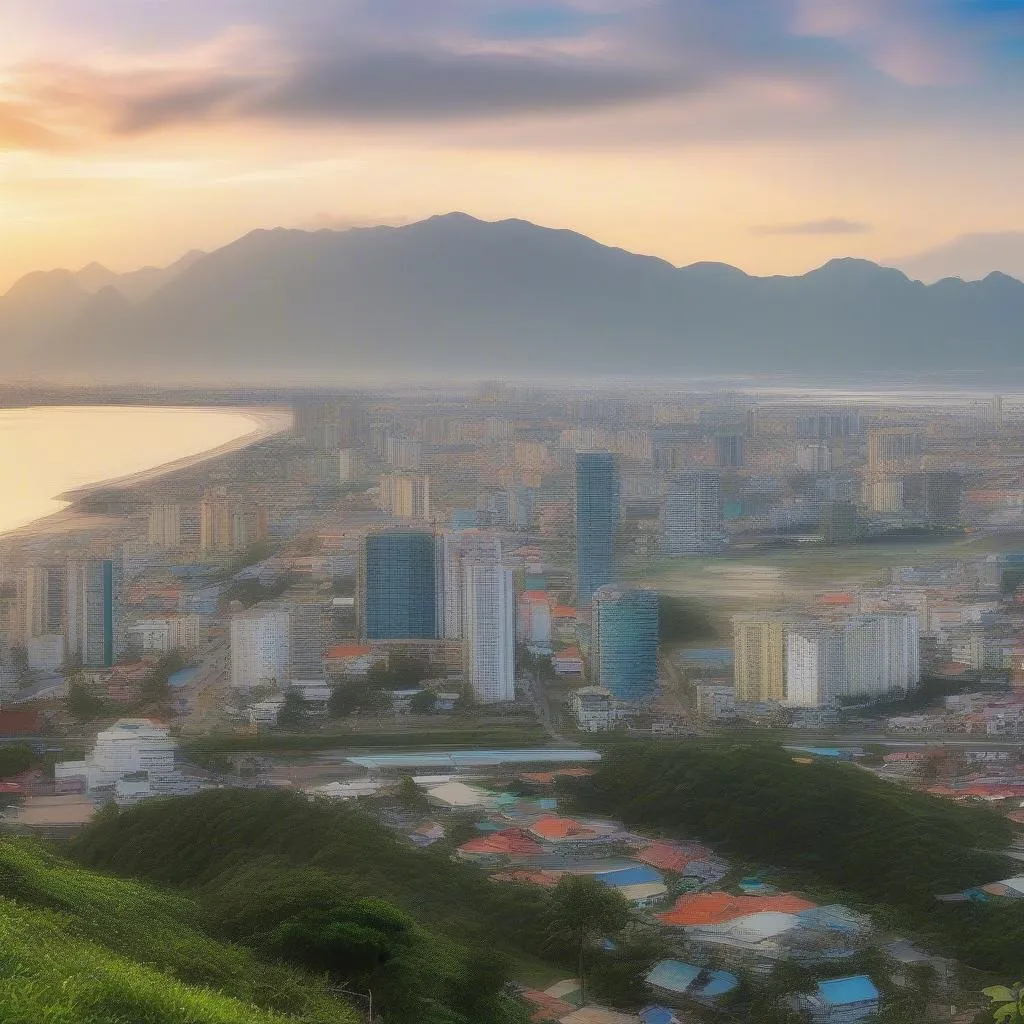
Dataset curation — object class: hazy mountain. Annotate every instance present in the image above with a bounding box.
[894,231,1024,284]
[3,213,1024,381]
[71,250,207,303]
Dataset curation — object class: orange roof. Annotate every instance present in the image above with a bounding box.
[658,891,815,927]
[551,606,579,619]
[460,830,545,857]
[520,591,550,603]
[529,815,595,841]
[819,592,854,606]
[324,643,373,659]
[520,767,594,785]
[636,840,712,874]
[553,646,582,660]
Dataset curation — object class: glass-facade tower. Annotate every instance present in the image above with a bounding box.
[575,452,620,605]
[361,530,439,639]
[592,585,659,702]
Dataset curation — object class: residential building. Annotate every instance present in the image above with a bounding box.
[785,623,846,708]
[661,470,724,555]
[125,614,200,654]
[147,503,181,549]
[199,488,233,552]
[379,473,431,520]
[576,451,620,605]
[360,529,439,640]
[65,558,123,669]
[384,436,423,470]
[733,614,786,703]
[693,683,737,720]
[843,613,920,699]
[230,608,290,690]
[517,591,552,650]
[56,718,177,792]
[462,563,515,703]
[338,448,357,484]
[591,585,659,702]
[439,530,502,639]
[288,600,336,679]
[714,433,744,468]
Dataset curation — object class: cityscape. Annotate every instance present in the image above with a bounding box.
[4,1,1024,1023]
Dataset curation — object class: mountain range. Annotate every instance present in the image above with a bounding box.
[3,213,1024,382]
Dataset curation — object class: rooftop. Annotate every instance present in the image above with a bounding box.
[816,976,880,1006]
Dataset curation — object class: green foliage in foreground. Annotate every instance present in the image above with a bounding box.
[71,790,551,1022]
[570,742,1024,974]
[0,839,356,1024]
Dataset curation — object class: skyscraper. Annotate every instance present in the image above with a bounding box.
[360,530,439,639]
[66,558,123,669]
[230,608,291,690]
[713,433,744,468]
[733,614,786,703]
[591,585,659,703]
[463,563,516,703]
[661,470,724,555]
[575,452,620,605]
[440,531,502,640]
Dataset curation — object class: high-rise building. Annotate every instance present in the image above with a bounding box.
[65,558,123,669]
[844,613,920,699]
[22,565,66,640]
[575,452,620,605]
[293,397,363,450]
[379,473,431,520]
[440,531,502,639]
[733,614,786,702]
[785,623,846,708]
[199,489,233,552]
[661,470,724,555]
[230,608,291,690]
[866,428,922,512]
[462,564,516,703]
[517,591,552,650]
[901,471,963,529]
[360,530,439,640]
[384,436,423,470]
[591,585,659,703]
[288,601,336,680]
[147,503,181,549]
[339,448,357,484]
[713,433,744,468]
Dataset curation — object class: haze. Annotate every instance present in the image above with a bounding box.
[3,0,1024,289]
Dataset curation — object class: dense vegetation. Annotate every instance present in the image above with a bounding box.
[0,838,358,1023]
[570,742,1024,973]
[71,789,563,1022]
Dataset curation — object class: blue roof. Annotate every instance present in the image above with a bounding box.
[817,976,880,1006]
[784,746,850,759]
[645,961,738,999]
[639,1008,677,1024]
[347,749,601,769]
[597,865,664,888]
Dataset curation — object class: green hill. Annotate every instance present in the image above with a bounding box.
[0,838,357,1024]
[569,741,1024,974]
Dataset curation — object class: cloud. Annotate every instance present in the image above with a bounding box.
[0,103,61,151]
[750,218,871,236]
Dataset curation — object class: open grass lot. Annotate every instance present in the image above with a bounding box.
[632,531,1024,614]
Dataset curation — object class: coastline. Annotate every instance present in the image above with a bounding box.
[1,406,292,542]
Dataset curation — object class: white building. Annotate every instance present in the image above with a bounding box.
[661,471,724,555]
[338,448,357,484]
[462,563,515,703]
[57,718,177,792]
[571,685,635,732]
[126,614,201,654]
[230,608,290,690]
[785,624,847,708]
[440,531,502,640]
[517,591,552,650]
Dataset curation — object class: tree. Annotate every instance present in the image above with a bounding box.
[277,690,307,728]
[396,775,428,812]
[67,681,107,722]
[985,984,1024,1023]
[546,875,630,1003]
[408,689,437,715]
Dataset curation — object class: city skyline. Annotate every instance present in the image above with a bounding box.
[2,1,1024,288]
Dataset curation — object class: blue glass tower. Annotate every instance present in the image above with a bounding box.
[591,585,659,702]
[575,452,620,605]
[361,530,439,639]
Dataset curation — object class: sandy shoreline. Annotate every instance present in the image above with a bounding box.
[1,406,292,542]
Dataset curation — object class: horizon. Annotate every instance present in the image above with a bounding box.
[3,2,1024,289]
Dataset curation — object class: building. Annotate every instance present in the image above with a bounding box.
[440,531,502,639]
[56,718,177,792]
[384,436,423,470]
[199,488,234,552]
[576,452,621,605]
[661,471,724,555]
[591,585,659,702]
[338,448,357,484]
[901,471,964,529]
[379,473,431,520]
[785,624,847,708]
[462,563,515,703]
[792,976,881,1024]
[733,615,786,703]
[866,429,922,513]
[693,683,737,720]
[287,600,336,679]
[125,614,200,654]
[22,565,65,641]
[518,591,552,650]
[147,503,182,549]
[714,433,744,468]
[65,558,123,669]
[843,613,920,700]
[292,397,363,450]
[571,685,636,732]
[230,608,290,690]
[360,529,439,640]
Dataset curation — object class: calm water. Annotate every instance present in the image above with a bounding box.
[0,406,274,535]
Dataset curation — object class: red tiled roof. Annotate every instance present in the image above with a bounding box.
[521,990,577,1023]
[658,891,816,927]
[551,606,579,619]
[636,840,712,874]
[324,643,373,658]
[459,830,545,856]
[553,646,582,660]
[529,815,596,841]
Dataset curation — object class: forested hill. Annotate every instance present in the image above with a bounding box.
[0,838,359,1024]
[568,742,1024,974]
[71,789,558,1024]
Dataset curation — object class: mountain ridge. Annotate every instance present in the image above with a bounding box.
[3,212,1024,381]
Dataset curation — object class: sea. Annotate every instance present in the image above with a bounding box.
[0,405,277,535]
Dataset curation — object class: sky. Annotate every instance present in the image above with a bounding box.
[2,0,1024,289]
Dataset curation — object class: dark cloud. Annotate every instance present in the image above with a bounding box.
[750,218,871,236]
[108,48,678,133]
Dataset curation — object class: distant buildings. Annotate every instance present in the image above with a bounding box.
[230,607,290,690]
[360,529,439,640]
[66,558,123,669]
[713,433,744,468]
[147,503,181,549]
[733,615,787,703]
[591,585,659,702]
[661,470,724,556]
[379,473,431,520]
[126,614,200,654]
[462,563,515,703]
[575,452,620,605]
